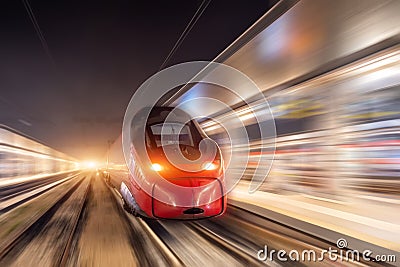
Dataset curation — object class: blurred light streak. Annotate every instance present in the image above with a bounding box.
[0,125,78,182]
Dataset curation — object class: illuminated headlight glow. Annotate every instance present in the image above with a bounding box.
[151,163,163,172]
[203,161,219,171]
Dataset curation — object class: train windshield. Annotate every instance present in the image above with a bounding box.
[150,123,194,147]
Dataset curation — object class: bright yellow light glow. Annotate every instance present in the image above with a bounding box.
[81,161,98,169]
[204,162,218,170]
[151,163,163,172]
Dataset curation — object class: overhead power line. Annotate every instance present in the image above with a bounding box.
[159,0,211,70]
[22,0,55,65]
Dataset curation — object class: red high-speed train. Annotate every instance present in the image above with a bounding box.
[121,106,226,219]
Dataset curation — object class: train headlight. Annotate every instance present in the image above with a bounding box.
[151,163,163,172]
[203,161,219,171]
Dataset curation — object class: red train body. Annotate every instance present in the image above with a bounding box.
[121,107,227,219]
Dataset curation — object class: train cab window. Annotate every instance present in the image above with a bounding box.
[150,123,194,147]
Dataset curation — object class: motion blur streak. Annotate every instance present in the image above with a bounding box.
[0,125,78,186]
[159,0,400,257]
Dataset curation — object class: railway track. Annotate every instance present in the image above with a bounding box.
[194,205,391,267]
[0,172,81,214]
[147,218,259,266]
[105,177,183,266]
[187,221,265,266]
[59,177,91,267]
[105,174,315,266]
[0,175,91,266]
[105,171,394,267]
[140,205,391,267]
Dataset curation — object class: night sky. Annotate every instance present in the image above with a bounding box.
[0,0,274,160]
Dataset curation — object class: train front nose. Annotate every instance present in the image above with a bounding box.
[152,177,225,219]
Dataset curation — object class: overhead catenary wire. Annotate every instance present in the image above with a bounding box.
[159,0,211,71]
[22,0,55,66]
